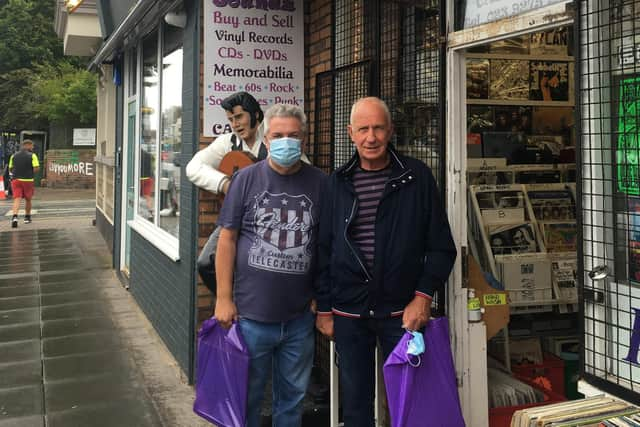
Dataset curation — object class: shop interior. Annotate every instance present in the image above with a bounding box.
[463,25,581,425]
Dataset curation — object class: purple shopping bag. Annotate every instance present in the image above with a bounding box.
[193,317,249,427]
[383,317,465,427]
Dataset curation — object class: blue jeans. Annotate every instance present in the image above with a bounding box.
[238,311,315,427]
[334,316,405,427]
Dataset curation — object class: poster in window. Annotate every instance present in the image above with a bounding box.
[482,131,526,164]
[468,105,494,133]
[490,35,529,55]
[467,59,489,99]
[489,60,530,100]
[532,107,573,135]
[629,198,640,283]
[529,28,569,56]
[493,106,532,133]
[529,61,570,101]
[615,75,640,196]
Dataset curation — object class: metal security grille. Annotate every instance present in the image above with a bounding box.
[579,0,640,400]
[313,0,443,180]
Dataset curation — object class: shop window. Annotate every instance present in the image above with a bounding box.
[140,31,159,223]
[128,45,137,98]
[135,23,183,243]
[158,24,183,236]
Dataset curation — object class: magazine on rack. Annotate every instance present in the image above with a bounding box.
[476,189,526,223]
[528,189,576,221]
[552,258,578,313]
[468,170,511,186]
[488,223,538,255]
[541,221,577,252]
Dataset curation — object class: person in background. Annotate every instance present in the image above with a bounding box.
[314,97,457,427]
[9,140,40,228]
[215,104,326,427]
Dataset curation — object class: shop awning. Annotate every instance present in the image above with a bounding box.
[87,0,158,70]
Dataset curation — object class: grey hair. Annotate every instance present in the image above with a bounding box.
[21,139,34,148]
[264,104,307,134]
[350,97,392,125]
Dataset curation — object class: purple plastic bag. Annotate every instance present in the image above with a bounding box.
[383,317,465,427]
[193,317,249,427]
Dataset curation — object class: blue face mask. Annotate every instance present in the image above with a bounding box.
[269,137,302,167]
[406,330,425,356]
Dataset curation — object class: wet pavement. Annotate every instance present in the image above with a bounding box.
[0,190,211,427]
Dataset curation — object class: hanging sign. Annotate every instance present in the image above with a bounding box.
[203,0,304,137]
[463,0,567,28]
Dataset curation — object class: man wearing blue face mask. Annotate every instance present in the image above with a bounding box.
[215,104,327,427]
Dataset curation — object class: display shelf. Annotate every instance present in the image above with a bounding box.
[467,99,575,107]
[466,53,573,62]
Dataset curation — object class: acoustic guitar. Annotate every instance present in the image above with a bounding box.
[218,150,258,177]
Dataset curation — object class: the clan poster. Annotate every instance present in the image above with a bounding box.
[616,75,640,196]
[203,0,304,137]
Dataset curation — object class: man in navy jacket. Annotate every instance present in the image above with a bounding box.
[314,97,457,427]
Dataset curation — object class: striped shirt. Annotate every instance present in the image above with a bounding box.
[350,166,391,272]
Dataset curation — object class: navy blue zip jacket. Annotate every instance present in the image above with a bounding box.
[314,145,457,318]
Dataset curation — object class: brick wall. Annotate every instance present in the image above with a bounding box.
[45,149,96,189]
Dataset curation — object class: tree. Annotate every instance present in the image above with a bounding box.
[0,0,62,74]
[0,0,96,130]
[31,62,97,126]
[0,68,46,130]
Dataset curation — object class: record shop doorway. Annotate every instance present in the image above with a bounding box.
[445,4,579,424]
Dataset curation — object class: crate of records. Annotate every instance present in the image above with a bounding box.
[469,184,578,312]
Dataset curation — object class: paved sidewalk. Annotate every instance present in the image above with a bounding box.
[0,220,211,425]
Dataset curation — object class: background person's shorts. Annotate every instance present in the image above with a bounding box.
[11,180,34,199]
[140,178,154,197]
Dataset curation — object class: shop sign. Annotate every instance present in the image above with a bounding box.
[463,0,567,28]
[618,44,640,67]
[203,0,304,137]
[72,128,96,146]
[616,76,640,196]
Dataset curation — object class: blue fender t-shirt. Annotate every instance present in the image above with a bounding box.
[217,160,327,323]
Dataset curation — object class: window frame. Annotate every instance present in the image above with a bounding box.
[127,23,182,261]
